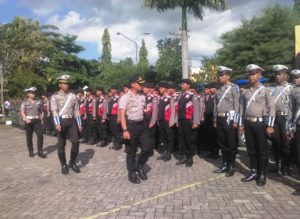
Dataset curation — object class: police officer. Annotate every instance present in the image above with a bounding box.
[85,88,97,145]
[143,82,158,149]
[20,87,45,158]
[41,94,51,135]
[157,82,174,161]
[51,75,82,175]
[107,85,122,150]
[95,87,109,147]
[239,64,275,186]
[287,69,300,195]
[213,66,240,177]
[270,65,293,175]
[119,75,152,184]
[77,88,88,143]
[176,79,201,167]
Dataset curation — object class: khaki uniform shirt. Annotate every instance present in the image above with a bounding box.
[119,90,146,121]
[273,82,293,114]
[288,86,300,125]
[20,99,43,118]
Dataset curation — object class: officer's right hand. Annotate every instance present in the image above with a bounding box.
[123,130,130,140]
[213,122,217,128]
[24,118,31,124]
[56,124,61,132]
[149,123,155,128]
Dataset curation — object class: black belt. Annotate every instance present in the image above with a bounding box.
[127,120,144,125]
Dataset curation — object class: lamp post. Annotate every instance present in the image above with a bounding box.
[116,32,139,65]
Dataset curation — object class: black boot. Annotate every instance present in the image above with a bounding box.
[241,169,257,182]
[280,165,291,176]
[185,155,193,167]
[128,171,141,184]
[29,151,34,158]
[226,164,235,177]
[58,153,68,175]
[86,138,96,145]
[157,151,167,160]
[101,139,110,147]
[137,163,147,180]
[256,158,268,186]
[213,163,227,173]
[69,152,80,173]
[162,151,171,161]
[79,138,87,143]
[38,150,47,158]
[176,154,187,165]
[96,140,104,147]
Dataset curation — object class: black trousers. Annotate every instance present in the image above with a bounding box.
[86,115,97,141]
[43,116,52,134]
[96,116,108,141]
[126,121,153,172]
[158,120,174,152]
[24,119,43,153]
[204,113,218,153]
[79,115,87,140]
[244,120,268,172]
[270,116,290,166]
[294,125,300,167]
[216,117,237,164]
[178,119,197,156]
[145,120,158,148]
[108,115,122,144]
[57,119,79,162]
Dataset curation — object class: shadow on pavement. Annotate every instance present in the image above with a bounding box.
[43,144,57,155]
[77,149,95,168]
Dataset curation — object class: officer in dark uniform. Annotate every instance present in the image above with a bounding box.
[287,69,300,195]
[176,79,200,167]
[239,64,275,186]
[41,94,51,135]
[85,88,97,145]
[78,89,87,143]
[269,65,293,175]
[95,87,109,147]
[20,87,45,158]
[51,75,82,175]
[213,66,240,177]
[119,75,152,184]
[143,82,158,149]
[157,82,174,161]
[107,85,122,150]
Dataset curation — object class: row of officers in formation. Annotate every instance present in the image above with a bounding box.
[20,63,300,195]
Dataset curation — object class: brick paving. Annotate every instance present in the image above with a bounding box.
[1,125,300,219]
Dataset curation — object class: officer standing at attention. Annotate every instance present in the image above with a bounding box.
[51,75,82,175]
[176,79,200,167]
[119,75,152,184]
[270,65,293,175]
[239,64,275,186]
[287,69,300,196]
[20,87,46,158]
[213,66,240,177]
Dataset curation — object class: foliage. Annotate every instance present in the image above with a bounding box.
[155,37,182,83]
[138,39,149,75]
[216,5,298,80]
[191,56,218,84]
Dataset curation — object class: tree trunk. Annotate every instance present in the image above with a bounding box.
[181,5,189,79]
[0,64,5,121]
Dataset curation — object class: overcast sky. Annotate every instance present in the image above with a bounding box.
[0,0,294,67]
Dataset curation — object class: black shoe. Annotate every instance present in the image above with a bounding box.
[256,174,266,186]
[292,189,300,196]
[241,170,257,182]
[128,172,141,184]
[37,152,47,158]
[157,151,167,160]
[96,141,104,147]
[185,156,193,167]
[61,164,69,175]
[213,163,227,173]
[185,162,193,167]
[86,140,96,145]
[69,162,81,173]
[79,138,87,143]
[225,165,235,177]
[101,140,109,147]
[29,152,34,157]
[269,164,279,173]
[280,166,291,176]
[109,144,122,150]
[137,164,148,180]
[162,152,171,161]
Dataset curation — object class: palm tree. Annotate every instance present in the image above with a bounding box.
[143,0,227,79]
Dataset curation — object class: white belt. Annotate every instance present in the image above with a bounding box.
[61,115,73,119]
[27,116,39,119]
[217,112,230,117]
[245,117,263,122]
[276,111,287,116]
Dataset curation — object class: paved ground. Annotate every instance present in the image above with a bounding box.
[1,125,300,219]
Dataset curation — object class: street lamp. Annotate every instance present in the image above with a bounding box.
[116,32,138,65]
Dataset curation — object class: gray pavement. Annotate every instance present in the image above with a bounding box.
[1,125,300,219]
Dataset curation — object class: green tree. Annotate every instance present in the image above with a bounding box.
[0,17,52,118]
[138,39,149,74]
[99,28,112,84]
[156,37,182,82]
[216,5,297,80]
[143,0,227,79]
[192,56,218,83]
[52,34,84,54]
